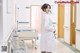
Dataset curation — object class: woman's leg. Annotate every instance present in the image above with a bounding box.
[41,51,46,53]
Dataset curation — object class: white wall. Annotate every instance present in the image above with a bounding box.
[0,0,3,45]
[30,0,54,5]
[76,4,80,29]
[16,0,31,28]
[0,0,16,53]
[76,4,80,50]
[2,0,16,45]
[0,1,3,53]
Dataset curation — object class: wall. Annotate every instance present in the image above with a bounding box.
[16,0,31,28]
[0,0,16,53]
[0,1,3,53]
[2,0,16,45]
[76,3,80,50]
[0,0,3,45]
[30,0,54,5]
[76,4,80,29]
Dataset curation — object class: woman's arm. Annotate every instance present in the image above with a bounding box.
[44,17,54,32]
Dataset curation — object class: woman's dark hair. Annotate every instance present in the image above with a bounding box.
[41,3,51,12]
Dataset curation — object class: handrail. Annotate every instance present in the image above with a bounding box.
[76,29,80,31]
[18,22,29,24]
[7,28,16,42]
[52,22,56,24]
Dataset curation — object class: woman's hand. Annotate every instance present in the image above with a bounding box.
[48,29,53,32]
[53,29,56,33]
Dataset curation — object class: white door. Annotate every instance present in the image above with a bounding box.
[31,6,42,33]
[64,4,71,44]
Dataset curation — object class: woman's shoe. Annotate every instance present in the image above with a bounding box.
[41,51,46,53]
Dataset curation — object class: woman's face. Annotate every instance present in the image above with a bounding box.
[46,6,51,13]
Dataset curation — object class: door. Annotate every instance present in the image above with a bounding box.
[58,4,64,38]
[31,5,42,33]
[70,4,76,45]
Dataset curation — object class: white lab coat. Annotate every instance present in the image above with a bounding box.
[40,12,56,52]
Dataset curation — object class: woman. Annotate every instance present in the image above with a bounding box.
[40,3,56,53]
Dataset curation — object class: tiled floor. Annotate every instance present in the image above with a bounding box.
[24,39,76,53]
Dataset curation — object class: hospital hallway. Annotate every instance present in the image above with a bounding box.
[0,0,80,53]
